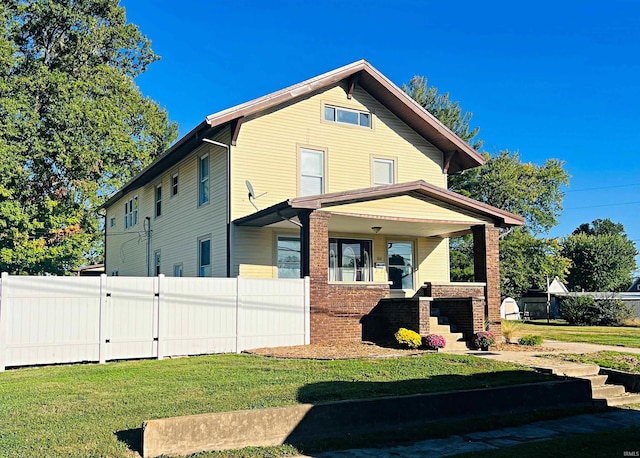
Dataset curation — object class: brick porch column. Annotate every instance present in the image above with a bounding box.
[472,224,501,335]
[299,210,331,343]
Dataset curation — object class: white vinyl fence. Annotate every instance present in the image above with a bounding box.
[0,273,310,371]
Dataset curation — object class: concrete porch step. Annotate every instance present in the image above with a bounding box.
[535,363,600,378]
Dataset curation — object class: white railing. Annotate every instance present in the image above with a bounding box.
[0,273,310,371]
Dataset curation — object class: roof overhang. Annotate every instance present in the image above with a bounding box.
[205,60,483,174]
[234,180,524,229]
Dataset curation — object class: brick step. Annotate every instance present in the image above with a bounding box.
[592,384,626,398]
[600,392,640,407]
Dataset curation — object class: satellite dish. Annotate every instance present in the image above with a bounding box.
[245,180,266,211]
[246,180,256,199]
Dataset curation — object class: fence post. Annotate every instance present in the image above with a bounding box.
[304,276,310,345]
[98,274,107,364]
[0,272,8,371]
[235,276,240,354]
[156,274,164,360]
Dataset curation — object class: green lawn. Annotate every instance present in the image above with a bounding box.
[0,353,551,458]
[516,321,640,348]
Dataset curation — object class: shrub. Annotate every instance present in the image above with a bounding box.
[560,294,633,326]
[395,328,422,349]
[423,334,446,350]
[501,320,522,343]
[518,334,544,346]
[472,331,495,349]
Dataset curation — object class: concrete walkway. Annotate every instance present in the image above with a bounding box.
[301,409,640,457]
[298,341,640,458]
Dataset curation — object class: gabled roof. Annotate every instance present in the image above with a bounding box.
[234,180,524,228]
[205,59,483,173]
[104,60,483,208]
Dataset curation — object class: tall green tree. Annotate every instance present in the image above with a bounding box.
[0,0,177,274]
[563,219,638,292]
[404,77,570,297]
[402,76,483,150]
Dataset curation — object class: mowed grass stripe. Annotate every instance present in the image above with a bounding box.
[0,353,549,458]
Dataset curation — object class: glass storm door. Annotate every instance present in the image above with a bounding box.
[329,238,372,282]
[388,241,414,290]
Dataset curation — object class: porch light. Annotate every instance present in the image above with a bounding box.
[371,226,382,234]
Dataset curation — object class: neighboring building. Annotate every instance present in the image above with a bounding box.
[103,60,524,343]
[519,277,568,319]
[629,278,640,292]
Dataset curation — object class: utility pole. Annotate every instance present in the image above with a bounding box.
[546,275,551,324]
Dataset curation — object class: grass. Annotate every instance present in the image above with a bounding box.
[0,352,552,458]
[453,425,640,457]
[542,351,640,374]
[516,320,640,348]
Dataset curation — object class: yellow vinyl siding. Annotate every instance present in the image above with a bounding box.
[326,195,493,224]
[106,130,229,277]
[417,237,450,284]
[230,84,446,221]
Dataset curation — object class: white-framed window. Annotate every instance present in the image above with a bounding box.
[171,173,179,197]
[173,263,183,277]
[124,196,138,229]
[199,154,209,206]
[154,250,161,276]
[109,217,116,228]
[155,184,162,217]
[198,237,211,277]
[300,148,324,196]
[373,158,395,186]
[324,105,371,128]
[277,236,301,278]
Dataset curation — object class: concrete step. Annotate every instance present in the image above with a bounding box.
[583,374,608,388]
[599,392,640,407]
[442,341,469,352]
[592,384,626,398]
[547,364,601,378]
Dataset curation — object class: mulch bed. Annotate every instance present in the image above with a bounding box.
[245,341,547,360]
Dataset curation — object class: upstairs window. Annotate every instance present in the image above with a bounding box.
[109,217,116,228]
[171,173,179,196]
[300,148,324,196]
[199,154,209,206]
[324,105,371,128]
[155,184,162,217]
[124,196,138,229]
[373,158,395,186]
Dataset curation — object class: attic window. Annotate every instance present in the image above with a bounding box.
[324,105,370,128]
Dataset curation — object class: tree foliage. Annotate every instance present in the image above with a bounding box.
[0,0,177,274]
[449,150,569,234]
[402,75,483,150]
[405,75,570,297]
[562,219,638,292]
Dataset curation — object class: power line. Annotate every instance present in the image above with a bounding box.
[565,201,640,210]
[566,183,640,193]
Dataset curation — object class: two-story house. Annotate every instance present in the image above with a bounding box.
[103,60,523,344]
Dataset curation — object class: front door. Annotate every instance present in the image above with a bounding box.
[388,241,414,290]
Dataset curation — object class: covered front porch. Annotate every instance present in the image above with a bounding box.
[233,181,523,343]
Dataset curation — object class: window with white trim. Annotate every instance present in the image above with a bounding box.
[171,173,179,196]
[277,236,301,278]
[124,196,138,229]
[300,148,324,196]
[154,250,161,276]
[324,105,371,128]
[199,154,209,206]
[198,237,211,277]
[109,217,116,228]
[373,158,395,186]
[173,263,183,277]
[155,184,162,217]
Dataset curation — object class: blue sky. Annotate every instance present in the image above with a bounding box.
[121,0,640,276]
